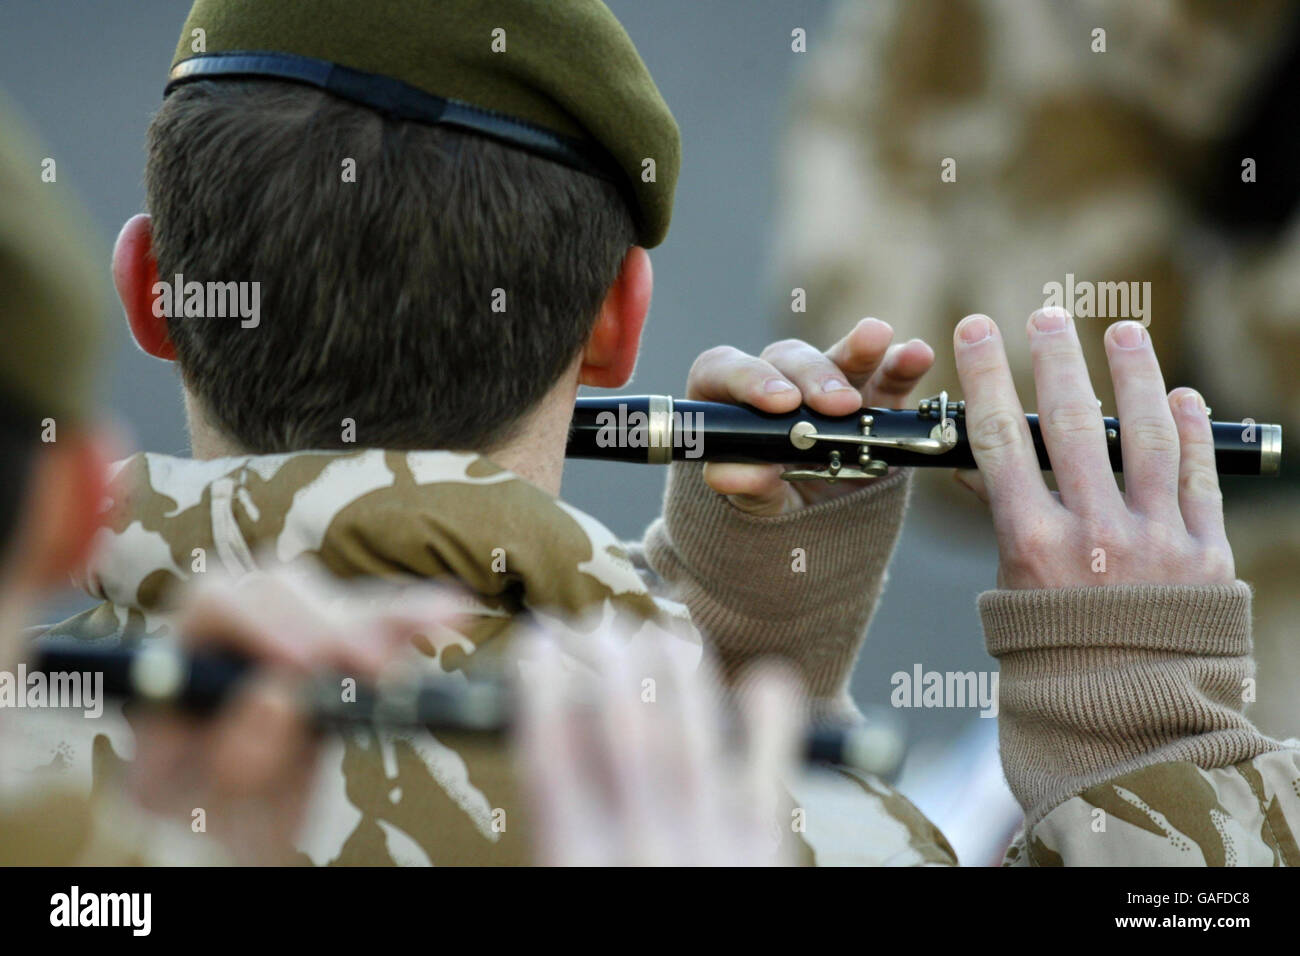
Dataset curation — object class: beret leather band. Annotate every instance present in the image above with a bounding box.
[167,50,639,225]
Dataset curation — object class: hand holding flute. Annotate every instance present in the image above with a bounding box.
[122,569,461,864]
[662,318,940,516]
[577,311,1254,591]
[568,313,1278,480]
[951,311,1247,589]
[28,566,894,868]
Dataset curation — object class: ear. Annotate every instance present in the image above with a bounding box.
[113,213,175,361]
[578,246,652,388]
[17,431,112,590]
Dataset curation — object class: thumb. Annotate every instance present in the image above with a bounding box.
[702,462,796,517]
[953,468,990,505]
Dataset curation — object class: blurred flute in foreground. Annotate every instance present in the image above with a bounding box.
[29,643,906,777]
[567,393,1282,480]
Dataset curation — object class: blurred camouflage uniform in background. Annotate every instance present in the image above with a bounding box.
[0,95,225,865]
[772,0,1300,736]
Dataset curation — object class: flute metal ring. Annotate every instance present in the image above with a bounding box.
[646,394,673,465]
[1261,424,1282,477]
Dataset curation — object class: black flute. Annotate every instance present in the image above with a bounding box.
[567,393,1282,480]
[29,643,903,776]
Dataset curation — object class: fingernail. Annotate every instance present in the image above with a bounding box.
[1111,321,1146,349]
[957,315,992,344]
[1031,308,1069,333]
[1176,390,1204,413]
[821,378,849,392]
[763,378,796,393]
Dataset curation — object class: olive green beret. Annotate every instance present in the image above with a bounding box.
[0,93,105,429]
[168,0,681,247]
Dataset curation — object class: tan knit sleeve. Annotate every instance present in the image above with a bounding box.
[980,581,1289,832]
[629,460,912,721]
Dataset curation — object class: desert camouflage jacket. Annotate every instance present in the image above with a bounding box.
[15,449,1299,865]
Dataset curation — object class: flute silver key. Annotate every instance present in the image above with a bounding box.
[567,392,1282,480]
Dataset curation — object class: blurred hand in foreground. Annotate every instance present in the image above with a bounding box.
[129,566,462,864]
[517,627,803,866]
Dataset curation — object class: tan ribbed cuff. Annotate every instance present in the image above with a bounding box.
[980,582,1286,829]
[641,461,912,714]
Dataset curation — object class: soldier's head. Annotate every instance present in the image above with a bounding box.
[113,0,679,473]
[0,99,110,664]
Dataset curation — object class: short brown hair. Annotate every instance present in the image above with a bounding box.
[146,80,635,453]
